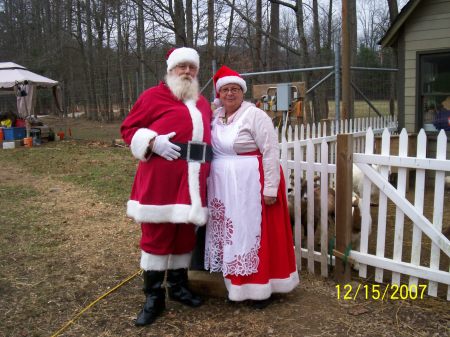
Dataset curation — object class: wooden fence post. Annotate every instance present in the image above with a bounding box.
[335,134,353,283]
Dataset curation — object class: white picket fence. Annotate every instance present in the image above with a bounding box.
[280,116,398,188]
[280,117,450,300]
[280,116,397,276]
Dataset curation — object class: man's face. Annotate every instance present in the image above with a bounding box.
[171,62,198,80]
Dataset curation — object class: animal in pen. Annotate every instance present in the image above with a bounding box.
[287,176,336,245]
[352,163,387,206]
[288,174,372,271]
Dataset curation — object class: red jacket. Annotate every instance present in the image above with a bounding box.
[121,82,212,225]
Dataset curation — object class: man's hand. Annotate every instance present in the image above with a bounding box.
[151,132,181,160]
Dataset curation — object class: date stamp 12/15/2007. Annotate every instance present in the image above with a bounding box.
[336,283,428,301]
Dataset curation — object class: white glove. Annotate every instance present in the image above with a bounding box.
[152,132,181,160]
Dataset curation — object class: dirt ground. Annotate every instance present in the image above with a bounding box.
[0,117,449,337]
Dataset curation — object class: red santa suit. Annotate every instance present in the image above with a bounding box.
[121,82,212,269]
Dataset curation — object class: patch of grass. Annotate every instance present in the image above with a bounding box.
[327,99,397,118]
[0,141,136,205]
[0,183,61,255]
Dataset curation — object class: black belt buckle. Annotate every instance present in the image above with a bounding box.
[187,141,207,163]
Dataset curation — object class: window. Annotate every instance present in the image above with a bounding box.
[419,51,450,132]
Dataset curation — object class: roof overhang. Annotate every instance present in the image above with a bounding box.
[379,0,422,48]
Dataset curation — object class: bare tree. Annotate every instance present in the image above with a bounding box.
[222,0,236,65]
[116,0,127,119]
[173,0,187,45]
[207,0,215,68]
[269,1,279,70]
[387,0,399,23]
[137,0,146,92]
[186,0,194,47]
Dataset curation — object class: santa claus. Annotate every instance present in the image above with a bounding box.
[121,47,212,326]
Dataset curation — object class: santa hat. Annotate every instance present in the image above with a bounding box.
[213,66,247,107]
[166,47,200,72]
[213,66,247,96]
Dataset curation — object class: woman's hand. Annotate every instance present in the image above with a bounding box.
[264,196,277,206]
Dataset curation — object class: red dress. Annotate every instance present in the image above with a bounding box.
[224,155,299,301]
[205,104,298,301]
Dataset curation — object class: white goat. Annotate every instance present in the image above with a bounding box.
[353,163,386,205]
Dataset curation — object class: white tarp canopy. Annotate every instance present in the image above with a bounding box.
[0,62,58,89]
[0,62,61,117]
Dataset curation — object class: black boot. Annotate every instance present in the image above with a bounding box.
[248,297,273,310]
[135,270,166,326]
[167,268,203,307]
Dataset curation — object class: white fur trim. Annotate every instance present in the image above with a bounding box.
[224,270,299,301]
[213,97,222,108]
[168,253,192,269]
[184,99,203,141]
[127,200,208,225]
[130,128,158,161]
[183,99,206,225]
[187,162,204,224]
[216,76,247,94]
[167,47,200,72]
[140,251,169,271]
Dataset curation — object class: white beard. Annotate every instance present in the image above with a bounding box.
[165,73,199,101]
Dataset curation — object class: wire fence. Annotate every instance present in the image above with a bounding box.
[0,59,397,124]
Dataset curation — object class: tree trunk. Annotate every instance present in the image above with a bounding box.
[116,0,127,118]
[137,0,145,93]
[312,0,328,122]
[186,0,194,47]
[223,0,235,64]
[75,0,92,119]
[254,0,263,71]
[207,0,215,68]
[295,0,312,121]
[85,0,99,120]
[269,1,279,72]
[173,0,187,45]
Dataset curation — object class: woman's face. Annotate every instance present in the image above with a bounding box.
[219,84,244,113]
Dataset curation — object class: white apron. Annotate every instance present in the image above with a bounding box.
[205,108,262,276]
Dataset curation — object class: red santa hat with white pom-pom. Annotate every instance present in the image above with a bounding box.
[166,47,200,73]
[213,65,247,107]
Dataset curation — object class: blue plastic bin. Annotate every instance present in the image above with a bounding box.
[3,127,26,141]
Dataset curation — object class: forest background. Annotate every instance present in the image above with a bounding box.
[0,0,406,122]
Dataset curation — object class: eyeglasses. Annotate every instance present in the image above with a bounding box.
[176,63,198,71]
[220,87,242,94]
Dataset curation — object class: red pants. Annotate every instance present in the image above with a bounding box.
[140,222,197,255]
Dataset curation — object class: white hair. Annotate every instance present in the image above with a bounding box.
[165,72,199,101]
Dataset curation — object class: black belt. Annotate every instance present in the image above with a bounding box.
[174,141,213,163]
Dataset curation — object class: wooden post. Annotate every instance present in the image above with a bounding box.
[335,134,353,283]
[341,0,351,120]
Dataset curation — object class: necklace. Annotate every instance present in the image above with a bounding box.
[220,114,230,124]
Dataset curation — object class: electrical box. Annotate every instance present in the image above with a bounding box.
[276,83,291,111]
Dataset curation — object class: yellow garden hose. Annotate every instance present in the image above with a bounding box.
[50,269,142,337]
